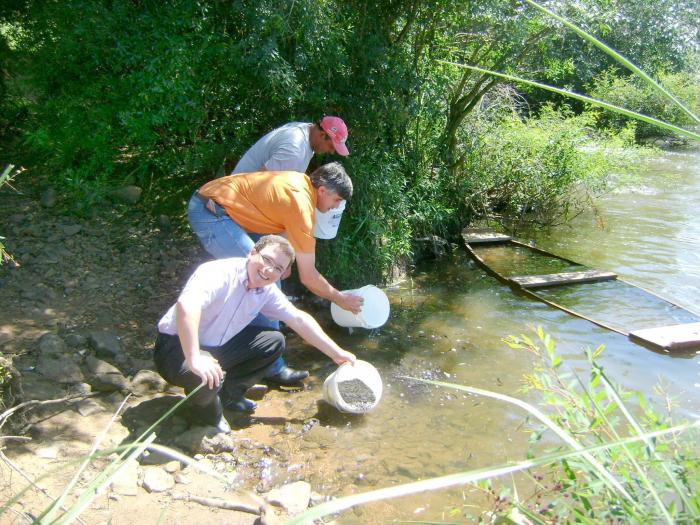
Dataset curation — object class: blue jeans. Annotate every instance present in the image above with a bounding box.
[187,192,286,376]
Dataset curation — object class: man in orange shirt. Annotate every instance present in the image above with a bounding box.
[187,162,363,390]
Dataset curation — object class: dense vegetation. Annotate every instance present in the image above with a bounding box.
[1,0,698,284]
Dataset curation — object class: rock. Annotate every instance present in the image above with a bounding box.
[110,186,142,205]
[38,333,67,355]
[76,398,103,417]
[36,351,84,384]
[60,224,82,236]
[111,459,139,496]
[246,384,269,400]
[89,332,123,359]
[174,473,191,485]
[40,188,57,208]
[142,467,175,493]
[35,445,60,459]
[267,481,312,515]
[64,333,87,348]
[130,369,168,395]
[413,235,450,260]
[303,425,337,448]
[158,215,171,228]
[85,355,129,392]
[69,382,92,396]
[163,461,181,474]
[174,426,237,455]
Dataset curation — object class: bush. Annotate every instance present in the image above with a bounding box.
[589,68,700,139]
[455,105,645,228]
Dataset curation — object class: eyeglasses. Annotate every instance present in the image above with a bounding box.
[261,254,286,274]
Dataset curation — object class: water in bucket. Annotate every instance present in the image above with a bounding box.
[330,285,390,329]
[322,360,383,414]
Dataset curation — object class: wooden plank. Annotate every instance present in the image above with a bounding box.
[509,269,617,289]
[629,322,700,351]
[461,227,511,244]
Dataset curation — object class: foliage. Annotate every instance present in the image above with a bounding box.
[589,69,700,139]
[0,164,17,265]
[2,0,697,284]
[501,329,700,523]
[455,105,644,228]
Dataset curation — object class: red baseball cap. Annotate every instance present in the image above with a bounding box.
[320,116,350,156]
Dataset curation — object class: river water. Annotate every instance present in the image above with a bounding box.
[293,146,700,523]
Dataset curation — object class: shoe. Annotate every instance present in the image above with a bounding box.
[214,415,232,434]
[266,366,309,386]
[223,396,257,413]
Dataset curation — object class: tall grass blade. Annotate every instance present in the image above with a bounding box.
[36,386,202,523]
[440,62,700,142]
[522,0,700,125]
[409,378,638,507]
[52,433,157,525]
[576,373,674,524]
[43,394,132,524]
[285,422,698,525]
[594,363,699,517]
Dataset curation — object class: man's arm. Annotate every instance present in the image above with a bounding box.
[295,251,363,313]
[176,300,224,389]
[284,308,356,365]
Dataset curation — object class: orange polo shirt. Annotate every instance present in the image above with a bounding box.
[198,171,317,253]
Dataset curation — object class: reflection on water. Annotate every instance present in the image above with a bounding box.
[295,148,700,523]
[536,279,700,333]
[473,244,583,277]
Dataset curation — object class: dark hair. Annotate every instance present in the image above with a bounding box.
[309,162,353,201]
[253,235,295,267]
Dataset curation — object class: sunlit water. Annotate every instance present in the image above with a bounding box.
[289,147,700,523]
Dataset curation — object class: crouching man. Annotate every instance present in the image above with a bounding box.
[154,235,356,433]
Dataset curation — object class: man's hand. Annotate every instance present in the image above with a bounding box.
[332,349,357,366]
[335,291,363,314]
[186,353,224,389]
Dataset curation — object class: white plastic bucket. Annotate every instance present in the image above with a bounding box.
[313,200,346,239]
[322,360,382,413]
[330,285,390,329]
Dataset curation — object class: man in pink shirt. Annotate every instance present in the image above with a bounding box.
[155,235,356,433]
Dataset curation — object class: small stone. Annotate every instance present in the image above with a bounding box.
[76,398,103,417]
[40,188,57,208]
[246,384,269,400]
[130,369,167,395]
[89,332,123,359]
[85,355,129,392]
[174,473,191,485]
[111,459,139,496]
[64,333,87,348]
[142,467,175,493]
[267,481,312,515]
[110,186,142,205]
[163,461,181,474]
[36,351,84,384]
[35,446,60,459]
[38,333,67,355]
[60,224,82,236]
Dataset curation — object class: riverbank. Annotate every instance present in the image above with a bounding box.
[0,181,377,524]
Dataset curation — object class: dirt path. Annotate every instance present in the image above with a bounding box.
[0,183,349,524]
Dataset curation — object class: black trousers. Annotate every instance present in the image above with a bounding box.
[154,326,285,425]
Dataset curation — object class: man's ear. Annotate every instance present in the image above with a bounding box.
[249,247,258,257]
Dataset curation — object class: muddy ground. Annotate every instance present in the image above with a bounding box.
[0,181,379,524]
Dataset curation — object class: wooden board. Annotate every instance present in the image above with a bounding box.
[629,322,700,351]
[509,269,618,289]
[461,227,511,244]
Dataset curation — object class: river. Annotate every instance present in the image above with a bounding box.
[292,146,700,523]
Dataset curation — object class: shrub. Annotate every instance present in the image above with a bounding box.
[589,68,700,139]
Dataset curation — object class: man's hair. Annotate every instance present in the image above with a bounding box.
[309,162,353,201]
[253,235,296,267]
